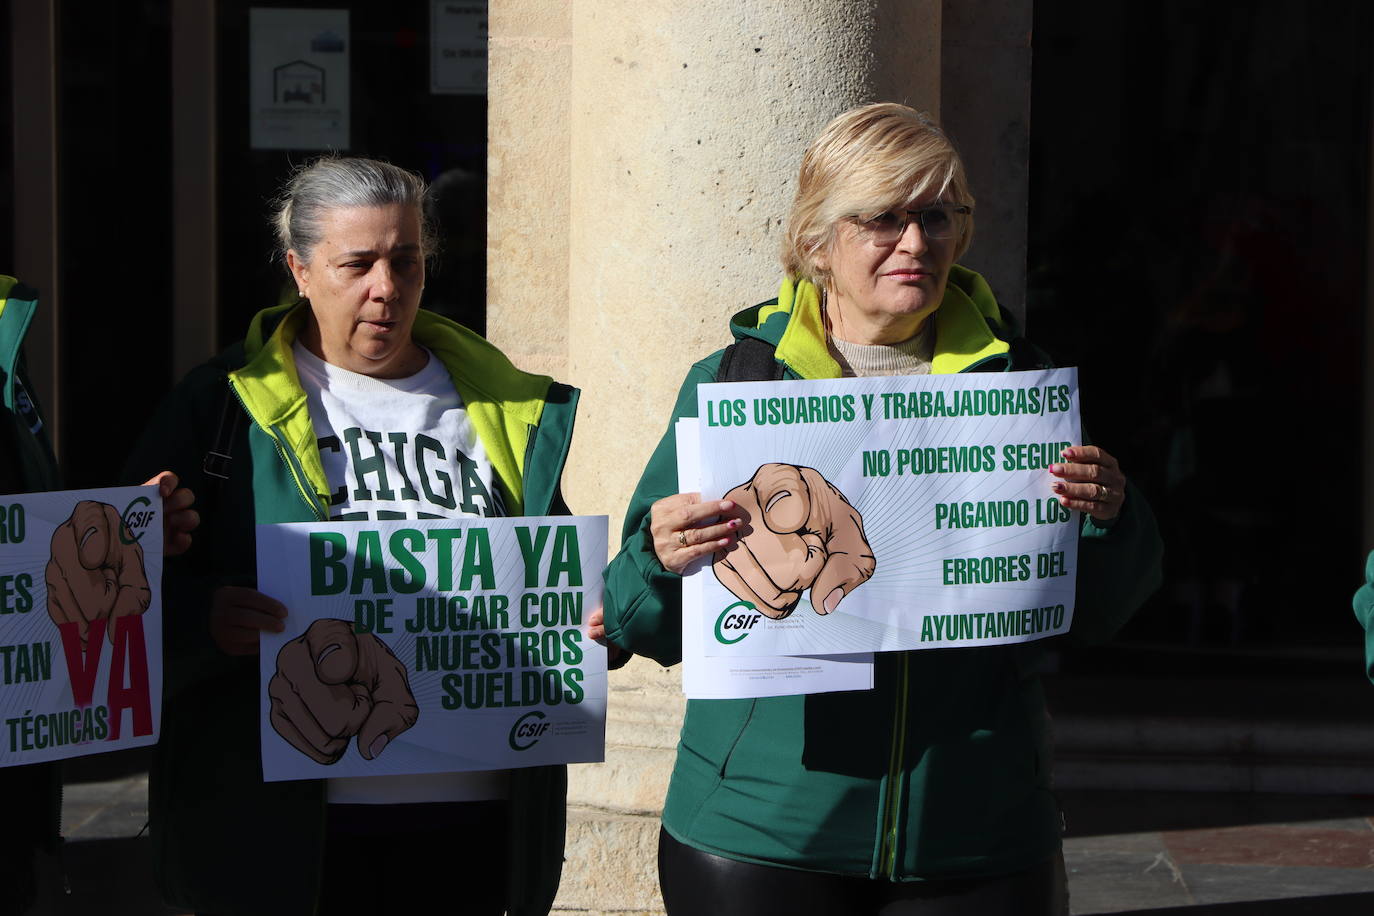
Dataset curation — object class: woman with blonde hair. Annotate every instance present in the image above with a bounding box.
[597,103,1163,914]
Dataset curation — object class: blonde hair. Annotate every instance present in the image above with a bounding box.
[782,103,975,286]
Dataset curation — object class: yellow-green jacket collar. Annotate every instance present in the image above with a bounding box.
[227,303,554,515]
[757,264,1011,378]
[0,274,17,322]
[1,276,38,381]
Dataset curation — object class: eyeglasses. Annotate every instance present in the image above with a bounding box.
[851,203,972,243]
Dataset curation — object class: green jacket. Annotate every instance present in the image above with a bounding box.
[602,267,1163,881]
[125,303,578,916]
[1353,551,1374,683]
[0,277,62,916]
[0,277,60,494]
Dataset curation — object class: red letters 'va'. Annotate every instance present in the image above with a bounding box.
[57,616,153,738]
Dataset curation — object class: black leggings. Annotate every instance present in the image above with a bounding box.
[658,828,1067,916]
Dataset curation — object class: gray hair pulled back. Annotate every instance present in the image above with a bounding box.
[271,156,434,264]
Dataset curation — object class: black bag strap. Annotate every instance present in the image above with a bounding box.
[986,312,1053,371]
[202,384,244,482]
[715,336,786,383]
[1007,336,1052,370]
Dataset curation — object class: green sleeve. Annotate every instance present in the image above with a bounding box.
[1353,551,1374,684]
[1069,480,1164,644]
[601,359,720,667]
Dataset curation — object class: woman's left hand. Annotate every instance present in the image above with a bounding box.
[143,471,200,557]
[1049,446,1127,523]
[587,607,623,665]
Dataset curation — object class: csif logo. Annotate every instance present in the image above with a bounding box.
[714,600,762,644]
[119,496,157,545]
[508,710,552,751]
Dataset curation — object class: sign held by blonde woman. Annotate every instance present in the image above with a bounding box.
[694,369,1083,657]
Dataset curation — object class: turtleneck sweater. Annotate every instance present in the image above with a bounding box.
[829,320,934,377]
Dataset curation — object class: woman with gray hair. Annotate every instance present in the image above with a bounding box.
[127,156,576,916]
[597,103,1163,913]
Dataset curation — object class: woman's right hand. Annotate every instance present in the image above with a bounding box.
[649,493,741,575]
[210,586,287,656]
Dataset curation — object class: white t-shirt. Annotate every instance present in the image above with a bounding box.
[293,342,510,805]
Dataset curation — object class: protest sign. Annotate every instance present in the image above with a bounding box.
[0,486,162,767]
[675,418,874,699]
[257,515,608,782]
[695,369,1081,657]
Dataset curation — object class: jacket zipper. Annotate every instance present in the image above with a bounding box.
[270,422,328,520]
[878,653,910,876]
[228,383,327,520]
[875,353,1013,876]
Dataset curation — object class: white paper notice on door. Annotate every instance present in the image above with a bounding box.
[250,8,350,150]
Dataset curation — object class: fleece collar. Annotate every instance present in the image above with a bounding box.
[228,303,554,515]
[739,264,1011,379]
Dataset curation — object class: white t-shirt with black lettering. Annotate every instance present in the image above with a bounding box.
[293,341,510,805]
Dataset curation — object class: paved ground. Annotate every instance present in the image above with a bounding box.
[24,756,1374,914]
[1061,790,1374,915]
[26,749,178,916]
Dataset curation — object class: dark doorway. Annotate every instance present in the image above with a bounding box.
[214,0,488,345]
[1029,2,1370,675]
[57,0,174,488]
[23,1,488,486]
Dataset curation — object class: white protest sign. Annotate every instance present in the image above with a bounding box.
[0,486,162,767]
[676,418,873,699]
[695,369,1081,657]
[257,516,607,782]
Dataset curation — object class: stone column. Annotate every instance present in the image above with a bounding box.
[503,3,937,912]
[564,0,940,545]
[490,2,955,910]
[488,1,575,381]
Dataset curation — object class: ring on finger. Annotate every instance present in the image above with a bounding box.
[677,530,688,548]
[1097,484,1110,501]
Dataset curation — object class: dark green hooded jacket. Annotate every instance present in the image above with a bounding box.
[1353,552,1374,683]
[0,277,59,494]
[124,302,577,916]
[602,268,1163,882]
[0,277,62,916]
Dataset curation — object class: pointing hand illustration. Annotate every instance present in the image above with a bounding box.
[713,463,875,619]
[268,619,419,764]
[46,501,151,647]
